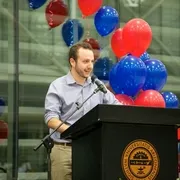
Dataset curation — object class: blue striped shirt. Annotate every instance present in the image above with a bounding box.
[44,71,121,142]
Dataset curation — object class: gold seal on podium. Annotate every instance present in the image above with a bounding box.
[121,139,159,180]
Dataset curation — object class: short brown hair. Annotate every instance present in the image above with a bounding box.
[68,42,93,63]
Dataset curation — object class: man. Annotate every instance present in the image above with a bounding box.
[44,42,121,180]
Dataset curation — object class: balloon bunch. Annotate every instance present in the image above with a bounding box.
[111,18,152,58]
[98,14,179,108]
[108,53,179,108]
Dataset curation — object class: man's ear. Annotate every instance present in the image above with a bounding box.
[69,58,76,67]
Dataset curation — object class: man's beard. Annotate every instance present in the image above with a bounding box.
[75,65,90,79]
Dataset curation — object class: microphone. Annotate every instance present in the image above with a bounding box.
[91,75,107,94]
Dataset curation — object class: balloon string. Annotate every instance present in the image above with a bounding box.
[82,15,90,39]
[48,10,54,29]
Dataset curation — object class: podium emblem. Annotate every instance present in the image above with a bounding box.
[121,139,159,180]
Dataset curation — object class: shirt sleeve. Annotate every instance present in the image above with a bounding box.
[103,88,122,105]
[44,82,62,124]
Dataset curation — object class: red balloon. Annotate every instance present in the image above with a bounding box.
[0,120,8,143]
[115,94,134,105]
[78,0,103,16]
[83,38,100,49]
[134,90,165,108]
[83,38,100,60]
[111,28,127,58]
[45,0,68,29]
[122,18,152,57]
[178,128,180,140]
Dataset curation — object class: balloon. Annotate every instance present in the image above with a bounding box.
[142,59,167,91]
[78,0,102,16]
[115,94,134,105]
[111,28,127,58]
[135,90,165,108]
[178,128,180,141]
[62,19,84,47]
[28,0,47,9]
[0,98,5,116]
[94,6,119,36]
[109,63,120,94]
[0,120,8,143]
[45,0,68,29]
[109,55,147,97]
[83,38,100,49]
[161,92,179,108]
[140,51,150,62]
[93,57,114,81]
[83,38,100,60]
[122,18,152,57]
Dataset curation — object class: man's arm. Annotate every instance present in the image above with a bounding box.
[103,88,122,105]
[47,117,69,133]
[45,82,69,133]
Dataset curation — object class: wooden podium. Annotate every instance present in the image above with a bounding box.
[61,104,180,180]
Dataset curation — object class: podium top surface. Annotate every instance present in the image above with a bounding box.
[61,104,180,139]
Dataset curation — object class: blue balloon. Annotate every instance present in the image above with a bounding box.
[28,0,47,10]
[140,51,150,62]
[0,98,5,116]
[93,57,114,81]
[62,19,84,47]
[178,142,180,152]
[161,92,179,108]
[142,59,167,91]
[109,63,120,94]
[109,55,147,97]
[94,6,119,36]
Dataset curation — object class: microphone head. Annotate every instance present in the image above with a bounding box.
[91,75,97,83]
[91,75,107,94]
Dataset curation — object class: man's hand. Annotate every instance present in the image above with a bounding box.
[47,118,70,133]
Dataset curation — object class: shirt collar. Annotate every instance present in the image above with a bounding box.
[66,71,76,84]
[66,71,92,85]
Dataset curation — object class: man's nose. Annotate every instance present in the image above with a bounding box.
[88,62,93,69]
